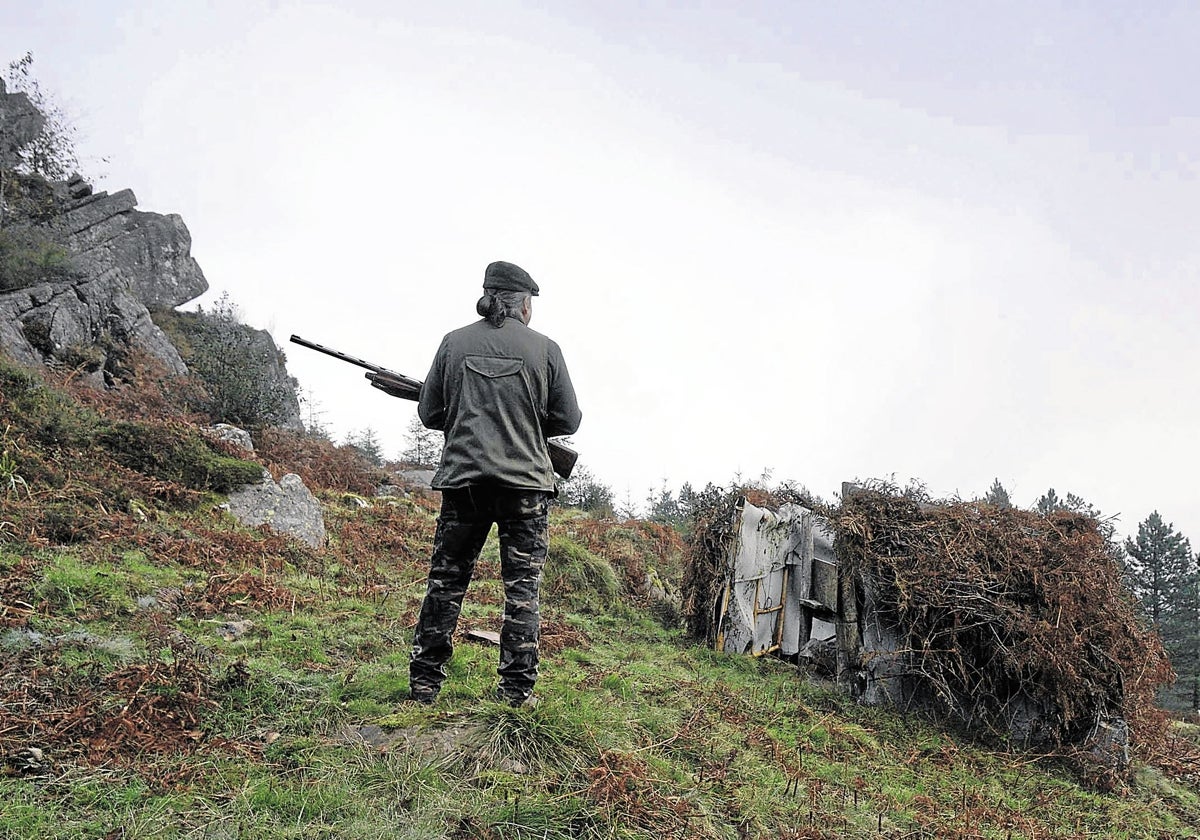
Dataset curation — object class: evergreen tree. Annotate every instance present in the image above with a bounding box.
[345,427,385,467]
[1034,487,1063,516]
[1033,487,1115,539]
[400,414,442,467]
[1125,512,1191,626]
[556,464,614,515]
[645,480,684,526]
[1181,550,1200,711]
[983,478,1012,508]
[1125,512,1196,710]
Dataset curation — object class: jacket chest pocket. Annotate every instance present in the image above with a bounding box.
[465,356,525,379]
[462,355,539,421]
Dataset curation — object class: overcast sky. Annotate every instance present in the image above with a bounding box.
[6,1,1199,542]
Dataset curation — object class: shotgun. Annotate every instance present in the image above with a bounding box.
[289,335,579,479]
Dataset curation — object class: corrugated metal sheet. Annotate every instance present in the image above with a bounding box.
[716,500,837,658]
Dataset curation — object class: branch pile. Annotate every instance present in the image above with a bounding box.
[831,488,1173,759]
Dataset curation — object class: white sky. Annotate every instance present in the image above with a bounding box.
[6,1,1199,542]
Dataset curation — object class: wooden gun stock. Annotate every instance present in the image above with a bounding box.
[290,335,578,479]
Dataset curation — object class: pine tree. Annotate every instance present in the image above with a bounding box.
[1034,488,1063,516]
[983,478,1012,508]
[345,427,385,467]
[400,415,442,468]
[1125,512,1196,710]
[1125,512,1191,626]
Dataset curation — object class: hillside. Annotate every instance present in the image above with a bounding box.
[1,357,1199,839]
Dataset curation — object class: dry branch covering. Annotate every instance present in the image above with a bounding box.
[831,488,1173,768]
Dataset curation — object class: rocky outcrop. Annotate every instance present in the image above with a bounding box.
[0,78,301,422]
[0,267,189,382]
[0,178,206,385]
[48,187,208,310]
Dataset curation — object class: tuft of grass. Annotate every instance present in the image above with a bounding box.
[449,696,597,777]
[544,534,620,613]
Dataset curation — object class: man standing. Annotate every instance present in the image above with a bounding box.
[409,261,582,707]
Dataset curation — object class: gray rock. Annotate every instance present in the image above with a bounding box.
[0,272,189,379]
[225,470,326,548]
[49,188,208,310]
[217,619,255,641]
[0,79,44,169]
[67,172,92,200]
[396,469,435,489]
[208,423,255,451]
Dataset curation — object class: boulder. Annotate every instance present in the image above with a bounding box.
[0,272,188,381]
[206,423,255,452]
[395,469,435,489]
[225,469,325,548]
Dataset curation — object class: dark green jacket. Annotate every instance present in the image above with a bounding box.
[418,318,581,490]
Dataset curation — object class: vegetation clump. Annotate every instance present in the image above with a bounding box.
[0,226,73,291]
[151,296,298,429]
[95,419,263,493]
[831,486,1175,783]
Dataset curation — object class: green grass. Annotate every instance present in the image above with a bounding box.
[34,553,135,617]
[4,615,1200,838]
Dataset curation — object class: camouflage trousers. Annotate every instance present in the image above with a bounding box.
[409,486,551,704]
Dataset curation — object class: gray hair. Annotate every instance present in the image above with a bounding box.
[476,289,529,327]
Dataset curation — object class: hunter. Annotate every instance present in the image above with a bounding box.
[408,260,582,707]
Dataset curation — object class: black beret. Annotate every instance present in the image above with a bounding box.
[483,261,539,296]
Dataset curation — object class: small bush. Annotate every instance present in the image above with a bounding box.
[96,419,263,492]
[151,297,298,428]
[0,227,73,291]
[255,427,387,494]
[0,355,39,395]
[0,362,99,448]
[36,500,103,544]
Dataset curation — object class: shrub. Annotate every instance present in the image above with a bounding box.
[0,227,73,291]
[95,419,263,492]
[255,427,387,495]
[152,295,297,429]
[0,359,98,448]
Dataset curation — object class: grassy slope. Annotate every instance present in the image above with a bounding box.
[1,361,1200,839]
